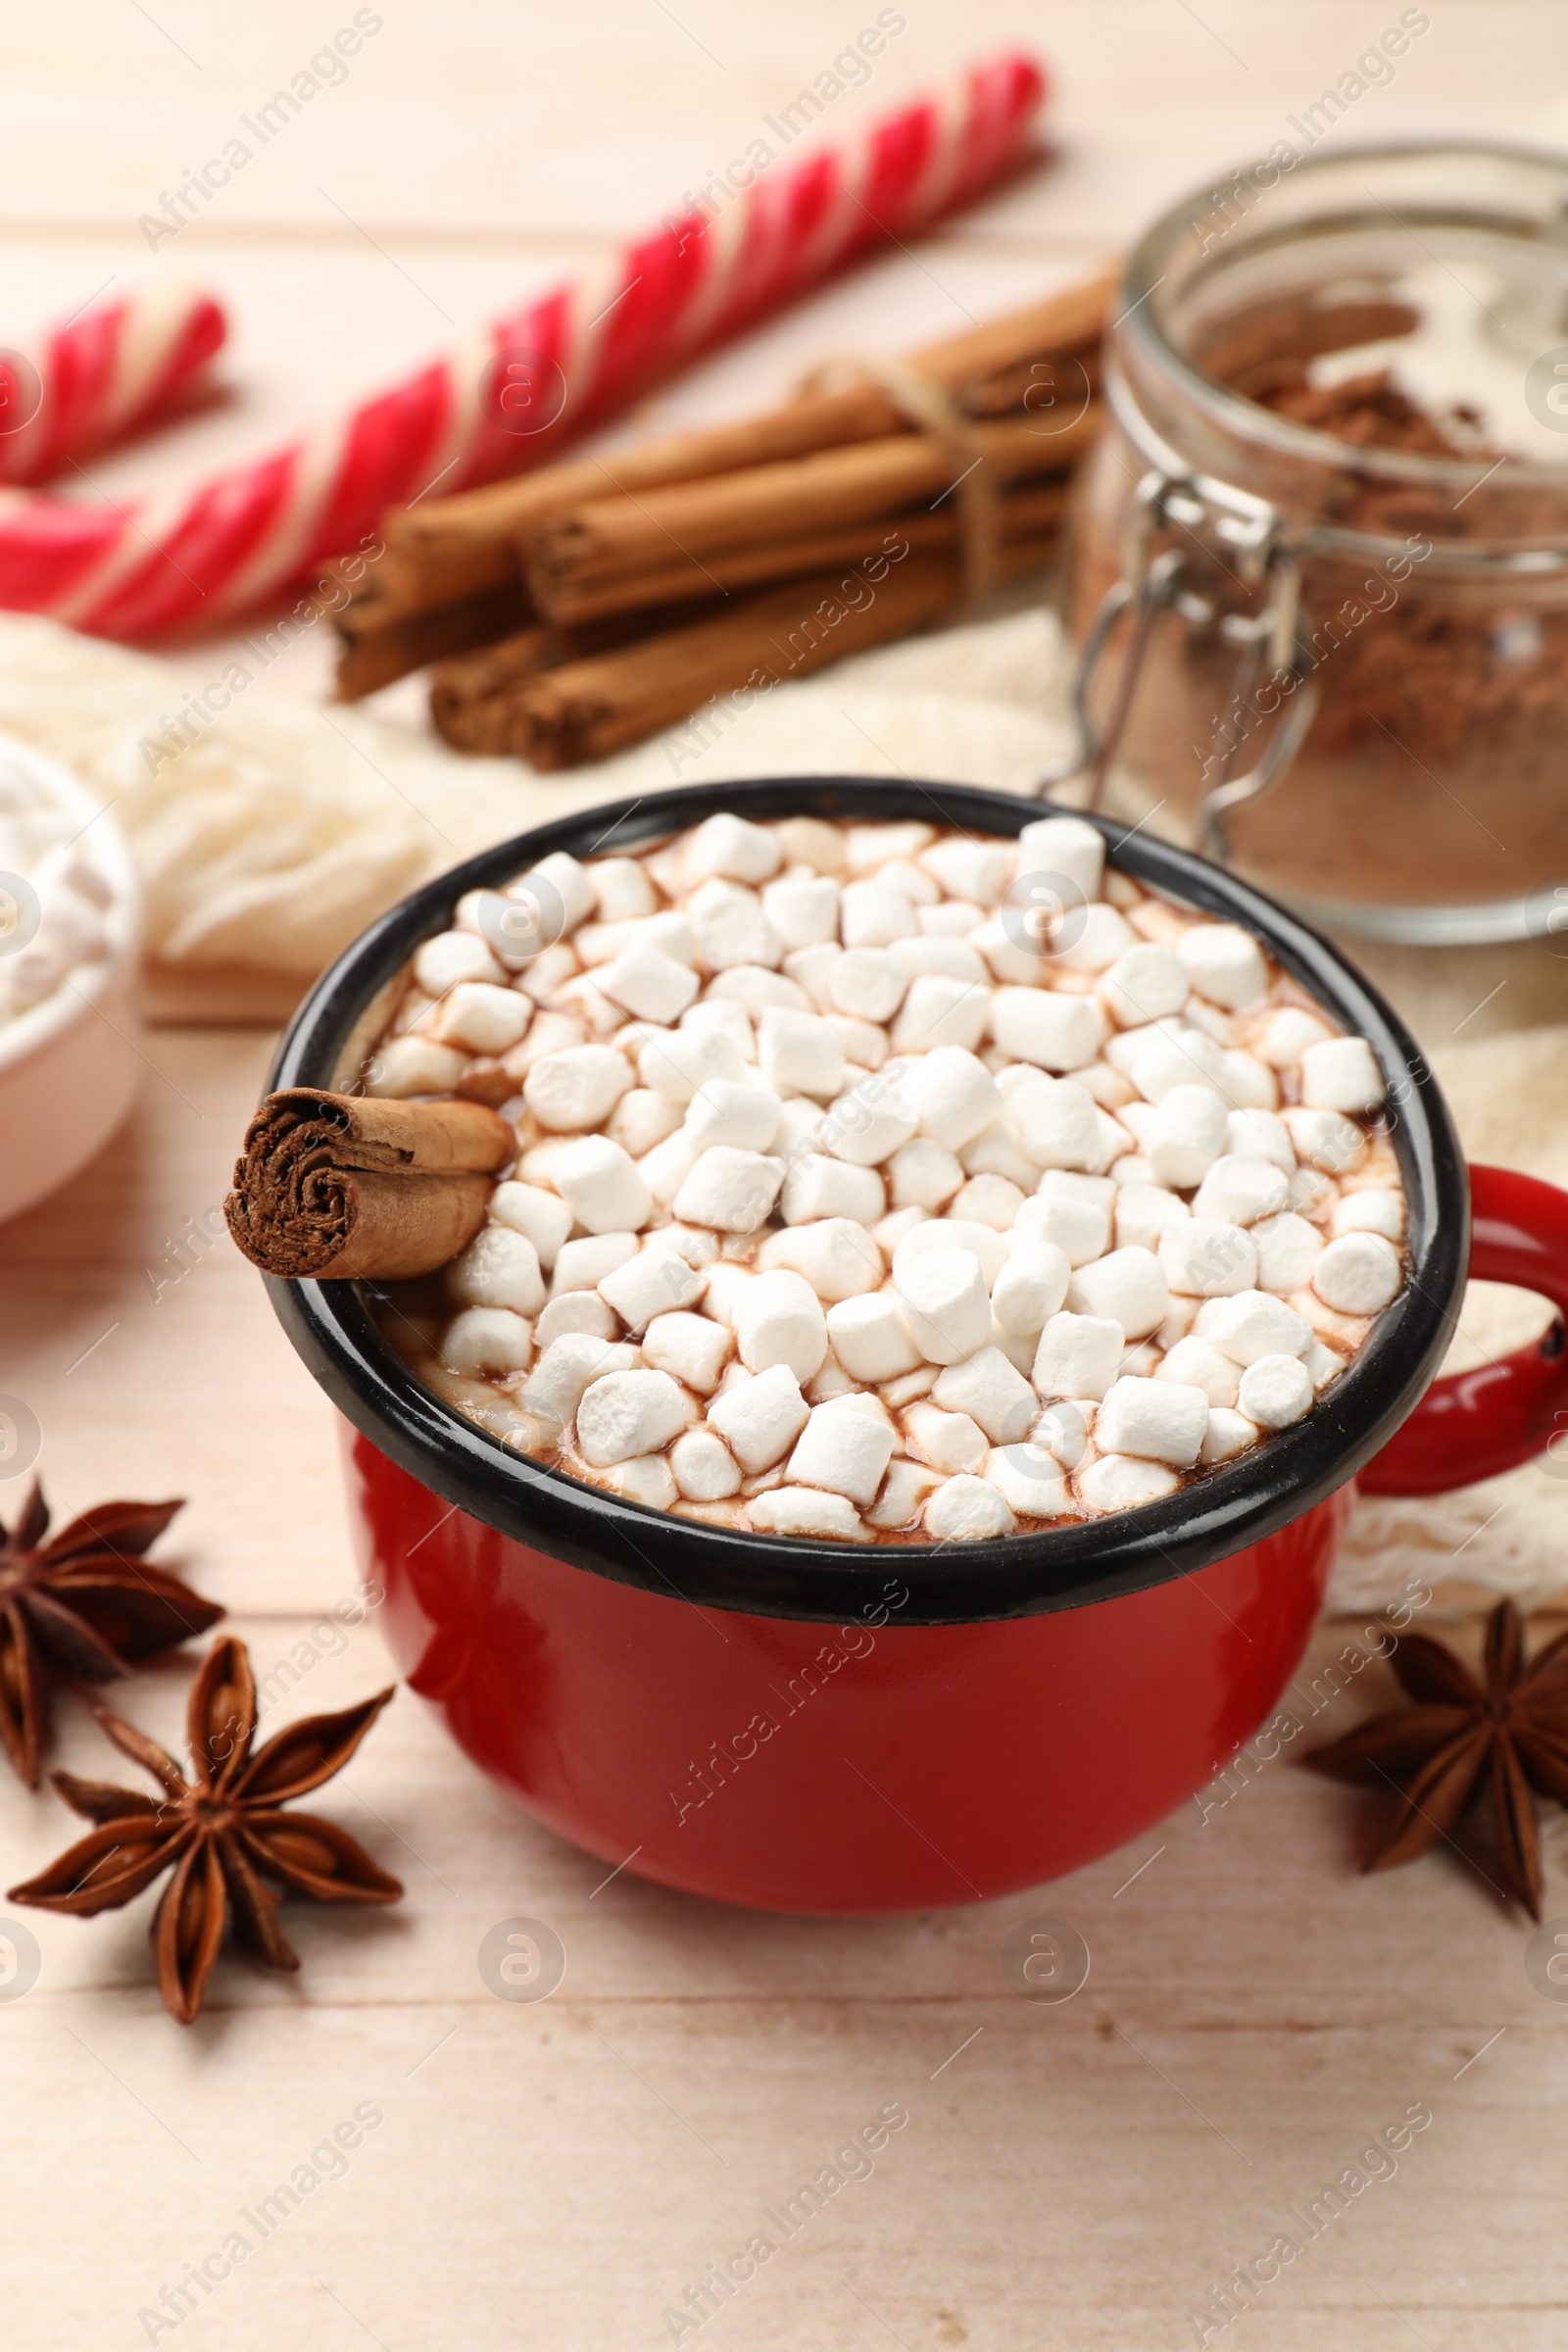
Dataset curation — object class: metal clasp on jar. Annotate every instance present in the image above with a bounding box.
[1042,463,1320,863]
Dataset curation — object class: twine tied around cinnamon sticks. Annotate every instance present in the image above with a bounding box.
[793,353,1005,599]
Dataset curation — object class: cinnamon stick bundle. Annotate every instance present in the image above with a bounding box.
[329,268,1117,696]
[225,1089,513,1281]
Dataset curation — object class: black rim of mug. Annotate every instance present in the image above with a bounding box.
[265,776,1467,1626]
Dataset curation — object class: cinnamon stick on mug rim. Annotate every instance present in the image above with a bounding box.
[225,1088,513,1282]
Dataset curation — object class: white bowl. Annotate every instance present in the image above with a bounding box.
[0,738,143,1226]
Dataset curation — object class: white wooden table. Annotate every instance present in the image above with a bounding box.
[5,9,1568,2346]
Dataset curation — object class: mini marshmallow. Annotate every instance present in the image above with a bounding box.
[888,1135,964,1210]
[1114,1183,1188,1255]
[1032,1312,1124,1401]
[829,1014,889,1069]
[687,877,782,972]
[1192,1154,1292,1228]
[1236,1353,1313,1429]
[895,1249,993,1363]
[681,995,755,1055]
[552,1231,640,1296]
[519,1333,640,1425]
[1258,1005,1335,1069]
[607,1087,682,1158]
[780,1154,885,1226]
[1176,921,1268,1010]
[684,1078,782,1152]
[732,1270,828,1381]
[900,1046,1002,1151]
[761,873,840,950]
[448,1226,546,1316]
[576,1370,692,1466]
[989,986,1104,1073]
[429,981,531,1054]
[1300,1036,1385,1113]
[536,1291,619,1350]
[1012,1077,1103,1172]
[1054,901,1135,973]
[708,1363,811,1471]
[822,1081,918,1168]
[1015,813,1104,903]
[1283,1106,1367,1176]
[1032,1398,1091,1470]
[524,1045,634,1132]
[747,1488,868,1541]
[970,915,1054,987]
[983,1445,1073,1519]
[672,1146,785,1234]
[588,857,657,920]
[553,1136,653,1234]
[992,1242,1072,1335]
[1201,1408,1257,1463]
[905,1401,988,1474]
[1129,1027,1228,1102]
[1145,1084,1229,1189]
[933,1348,1039,1444]
[786,1400,897,1505]
[774,816,846,873]
[759,1218,883,1302]
[598,1247,707,1335]
[826,1291,922,1382]
[598,1455,678,1510]
[918,837,1015,904]
[1331,1189,1404,1240]
[895,936,988,983]
[841,879,917,948]
[682,811,782,886]
[1095,1374,1209,1467]
[638,1026,747,1105]
[1203,1290,1314,1365]
[1077,1454,1179,1512]
[1307,1339,1348,1390]
[1217,1052,1277,1110]
[1253,1212,1324,1295]
[1313,1231,1402,1314]
[1100,944,1190,1029]
[1015,1192,1111,1268]
[863,1458,943,1528]
[924,1475,1014,1541]
[670,1427,742,1500]
[415,929,504,995]
[829,948,908,1024]
[596,942,701,1024]
[1226,1108,1295,1173]
[892,973,992,1054]
[758,1006,845,1100]
[876,858,941,904]
[488,1181,572,1271]
[367,1037,469,1098]
[952,1174,1024,1230]
[1067,1247,1168,1340]
[1155,1335,1240,1406]
[707,966,808,1012]
[441,1306,534,1376]
[700,1262,756,1330]
[642,1311,732,1394]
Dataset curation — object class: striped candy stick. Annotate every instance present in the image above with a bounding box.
[0,281,226,487]
[0,50,1045,641]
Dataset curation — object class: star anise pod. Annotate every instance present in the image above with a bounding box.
[0,1482,222,1788]
[8,1635,402,2022]
[1301,1599,1568,1918]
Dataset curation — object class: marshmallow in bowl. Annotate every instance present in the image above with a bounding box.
[367,816,1407,1544]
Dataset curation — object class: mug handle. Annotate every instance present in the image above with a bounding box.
[1359,1163,1568,1497]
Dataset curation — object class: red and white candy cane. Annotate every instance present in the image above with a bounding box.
[0,50,1045,640]
[0,281,225,488]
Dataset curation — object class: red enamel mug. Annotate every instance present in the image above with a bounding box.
[267,781,1568,1912]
